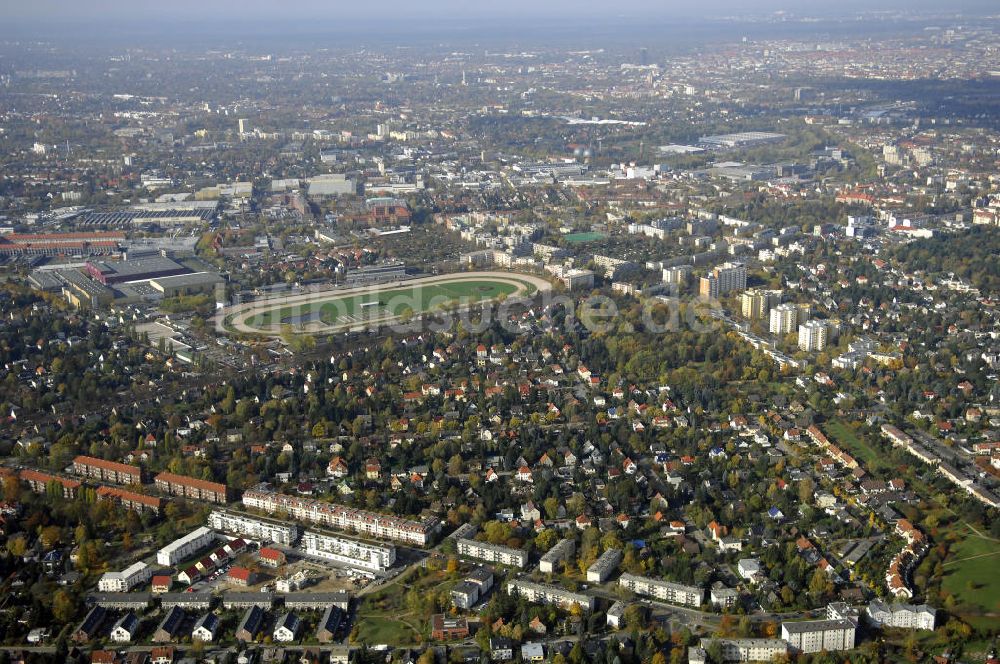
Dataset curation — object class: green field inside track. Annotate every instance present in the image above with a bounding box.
[564,231,607,243]
[244,279,524,328]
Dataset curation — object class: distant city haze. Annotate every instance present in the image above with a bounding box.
[4,0,998,24]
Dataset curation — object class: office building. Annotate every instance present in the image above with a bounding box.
[781,619,856,654]
[618,573,703,608]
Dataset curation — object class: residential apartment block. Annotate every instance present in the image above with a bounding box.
[618,573,704,608]
[242,489,439,546]
[456,538,528,568]
[155,472,227,504]
[208,510,300,546]
[302,530,396,572]
[781,619,856,654]
[98,562,153,592]
[507,579,594,611]
[866,600,936,630]
[157,527,216,566]
[586,548,622,583]
[539,538,575,574]
[72,455,142,485]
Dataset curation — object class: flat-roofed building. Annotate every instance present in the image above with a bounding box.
[156,527,216,566]
[242,489,439,546]
[618,573,703,608]
[208,510,300,545]
[586,548,622,583]
[694,638,787,663]
[456,538,528,568]
[98,561,153,592]
[866,600,935,630]
[72,455,142,484]
[301,530,396,572]
[539,538,576,573]
[781,618,856,654]
[155,472,227,504]
[150,272,224,298]
[507,579,594,611]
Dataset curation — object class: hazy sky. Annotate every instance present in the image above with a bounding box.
[5,0,998,22]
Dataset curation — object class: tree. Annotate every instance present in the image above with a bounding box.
[52,590,77,623]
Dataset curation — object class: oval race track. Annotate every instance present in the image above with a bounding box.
[220,271,554,337]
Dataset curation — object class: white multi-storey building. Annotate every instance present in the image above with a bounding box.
[693,638,787,663]
[302,531,396,572]
[507,579,594,611]
[799,319,829,351]
[456,538,528,568]
[781,619,856,654]
[769,303,799,335]
[586,549,622,583]
[866,600,936,630]
[208,510,300,546]
[618,573,703,608]
[98,562,153,592]
[242,489,439,546]
[157,527,216,567]
[539,538,575,573]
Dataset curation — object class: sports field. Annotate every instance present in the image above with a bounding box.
[222,271,551,336]
[564,231,607,243]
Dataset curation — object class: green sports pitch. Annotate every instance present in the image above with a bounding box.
[248,280,519,327]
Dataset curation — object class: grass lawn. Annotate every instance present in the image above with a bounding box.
[564,232,607,243]
[353,615,422,646]
[825,420,881,466]
[247,279,522,328]
[941,526,1000,617]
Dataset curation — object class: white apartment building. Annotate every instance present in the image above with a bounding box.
[586,549,622,583]
[507,579,595,611]
[242,489,439,546]
[456,538,528,569]
[539,538,575,573]
[799,320,829,351]
[618,573,703,608]
[98,561,153,592]
[699,262,747,298]
[770,303,799,335]
[695,638,787,663]
[157,527,216,567]
[866,600,936,630]
[302,531,396,572]
[781,619,856,654]
[208,510,301,546]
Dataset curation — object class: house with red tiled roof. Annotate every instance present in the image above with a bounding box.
[228,566,253,586]
[259,547,286,568]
